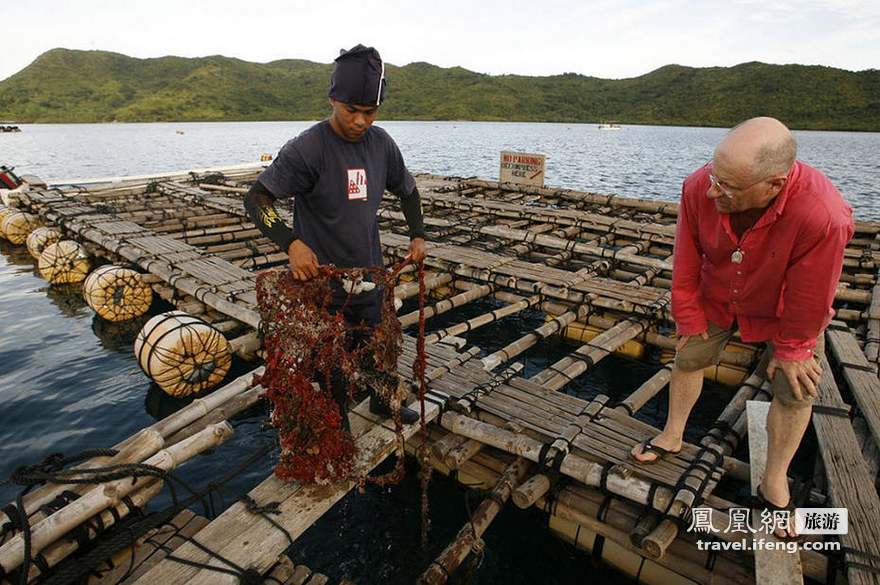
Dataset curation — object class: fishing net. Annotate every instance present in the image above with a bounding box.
[255,263,416,485]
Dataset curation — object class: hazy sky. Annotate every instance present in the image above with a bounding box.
[2,0,878,81]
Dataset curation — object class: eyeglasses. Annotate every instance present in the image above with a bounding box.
[707,165,786,199]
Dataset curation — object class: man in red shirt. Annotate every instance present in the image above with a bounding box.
[630,117,854,537]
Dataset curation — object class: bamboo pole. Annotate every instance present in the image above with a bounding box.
[2,368,261,529]
[530,318,649,391]
[614,366,672,415]
[399,283,494,328]
[24,480,165,582]
[436,411,677,513]
[444,439,485,470]
[425,294,542,344]
[409,427,831,585]
[0,423,233,574]
[418,457,530,585]
[481,308,582,371]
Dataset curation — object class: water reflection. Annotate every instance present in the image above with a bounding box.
[42,283,89,317]
[144,383,194,420]
[90,312,150,353]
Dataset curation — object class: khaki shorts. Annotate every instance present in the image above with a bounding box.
[674,322,824,408]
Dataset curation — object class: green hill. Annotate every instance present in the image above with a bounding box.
[1,49,878,130]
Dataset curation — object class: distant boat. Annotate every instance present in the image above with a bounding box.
[597,121,622,130]
[0,125,21,133]
[176,130,185,135]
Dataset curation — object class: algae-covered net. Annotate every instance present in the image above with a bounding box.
[255,264,419,485]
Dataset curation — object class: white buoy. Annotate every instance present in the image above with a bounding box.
[83,265,153,322]
[26,226,62,259]
[38,240,91,284]
[0,207,14,240]
[1,211,40,245]
[134,311,232,397]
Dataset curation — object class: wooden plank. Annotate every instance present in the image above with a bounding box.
[815,356,880,585]
[746,401,804,585]
[826,327,880,450]
[132,399,439,585]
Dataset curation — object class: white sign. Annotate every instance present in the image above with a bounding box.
[499,151,546,187]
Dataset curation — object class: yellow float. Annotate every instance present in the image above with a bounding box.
[38,240,91,284]
[1,211,40,245]
[134,311,232,397]
[26,226,62,259]
[83,265,153,322]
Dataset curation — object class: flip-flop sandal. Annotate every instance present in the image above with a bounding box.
[753,484,805,542]
[629,438,682,465]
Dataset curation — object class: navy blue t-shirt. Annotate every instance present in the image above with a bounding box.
[257,120,416,269]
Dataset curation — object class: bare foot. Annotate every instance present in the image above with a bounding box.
[630,433,683,463]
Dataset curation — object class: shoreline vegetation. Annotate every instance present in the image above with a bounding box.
[1,48,878,131]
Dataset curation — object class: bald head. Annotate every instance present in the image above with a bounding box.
[714,117,797,183]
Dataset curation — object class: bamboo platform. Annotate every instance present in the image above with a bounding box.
[3,166,880,584]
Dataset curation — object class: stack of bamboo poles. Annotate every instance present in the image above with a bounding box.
[0,369,266,582]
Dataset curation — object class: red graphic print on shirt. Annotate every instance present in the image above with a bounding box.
[347,168,367,200]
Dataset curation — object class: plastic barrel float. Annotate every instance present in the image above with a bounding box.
[134,311,232,397]
[1,211,40,245]
[0,206,14,239]
[38,240,91,284]
[83,265,153,322]
[26,226,62,259]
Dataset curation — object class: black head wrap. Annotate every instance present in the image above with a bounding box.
[328,44,386,106]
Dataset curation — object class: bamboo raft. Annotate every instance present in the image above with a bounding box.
[2,165,880,585]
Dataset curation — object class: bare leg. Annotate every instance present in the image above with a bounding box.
[631,365,704,461]
[762,398,811,536]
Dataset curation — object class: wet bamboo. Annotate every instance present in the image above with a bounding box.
[0,423,234,574]
[395,272,453,300]
[165,385,265,447]
[171,227,262,246]
[425,294,542,344]
[197,183,248,194]
[639,373,769,560]
[453,177,681,215]
[437,411,678,513]
[443,439,485,470]
[419,187,679,237]
[418,457,529,585]
[614,366,672,415]
[530,318,649,391]
[3,368,261,529]
[234,251,287,270]
[539,299,756,367]
[399,283,494,327]
[411,430,760,585]
[410,429,829,584]
[429,432,470,463]
[2,429,164,531]
[31,205,262,327]
[481,308,582,371]
[426,260,672,321]
[512,474,551,508]
[477,225,671,272]
[24,480,165,582]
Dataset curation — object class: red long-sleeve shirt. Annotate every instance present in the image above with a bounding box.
[672,161,854,361]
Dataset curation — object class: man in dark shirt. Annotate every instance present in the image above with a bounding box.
[245,44,425,428]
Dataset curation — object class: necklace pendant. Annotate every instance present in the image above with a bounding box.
[731,249,744,264]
